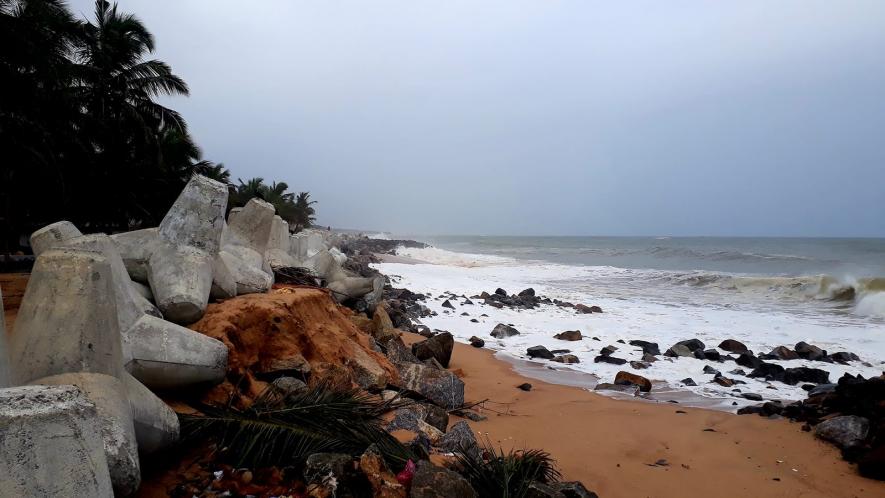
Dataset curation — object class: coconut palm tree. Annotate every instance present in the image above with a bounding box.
[292,191,317,231]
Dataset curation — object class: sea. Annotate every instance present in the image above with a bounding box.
[372,235,885,409]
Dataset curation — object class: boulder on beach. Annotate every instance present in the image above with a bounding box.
[554,330,583,341]
[718,339,749,354]
[468,336,485,348]
[593,355,625,365]
[815,415,870,450]
[767,345,799,360]
[527,345,555,359]
[554,354,581,364]
[615,371,652,392]
[674,339,705,352]
[664,344,693,358]
[491,323,520,338]
[795,341,826,361]
[412,332,454,368]
[628,340,660,356]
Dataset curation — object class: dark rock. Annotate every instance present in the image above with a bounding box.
[551,349,571,354]
[593,355,625,365]
[554,354,581,364]
[703,365,721,375]
[552,481,599,498]
[858,444,885,480]
[702,349,721,361]
[761,401,784,416]
[741,393,763,401]
[303,453,359,492]
[383,336,421,365]
[517,383,532,391]
[736,353,762,369]
[441,299,455,309]
[470,318,479,323]
[554,330,583,341]
[768,346,800,360]
[675,339,705,352]
[629,340,660,356]
[814,415,870,450]
[719,339,749,354]
[681,378,697,386]
[589,305,603,313]
[748,362,786,381]
[795,341,826,361]
[387,404,448,434]
[629,361,650,370]
[491,323,520,338]
[713,375,735,387]
[808,383,837,397]
[615,371,652,392]
[463,298,474,305]
[642,353,658,363]
[783,367,829,385]
[270,376,307,394]
[423,404,450,433]
[412,332,455,368]
[438,421,480,459]
[574,304,594,314]
[411,460,478,498]
[494,288,508,296]
[396,362,465,409]
[664,344,693,358]
[830,351,859,363]
[728,369,746,376]
[527,345,555,359]
[518,288,536,297]
[469,336,485,348]
[600,345,618,356]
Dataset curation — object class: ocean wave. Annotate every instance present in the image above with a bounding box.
[661,271,885,316]
[395,246,518,267]
[645,246,815,263]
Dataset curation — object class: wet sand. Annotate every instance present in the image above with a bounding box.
[401,332,885,498]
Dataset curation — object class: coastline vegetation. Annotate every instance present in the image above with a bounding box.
[0,0,315,254]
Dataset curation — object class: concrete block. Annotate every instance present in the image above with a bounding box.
[120,372,179,454]
[110,227,159,283]
[11,248,124,384]
[123,314,227,389]
[304,249,345,281]
[210,252,238,299]
[0,385,114,498]
[32,373,140,496]
[148,241,214,324]
[227,198,275,255]
[327,276,376,301]
[158,174,228,255]
[219,250,273,295]
[29,220,82,257]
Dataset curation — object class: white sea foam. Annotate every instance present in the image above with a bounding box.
[375,245,885,410]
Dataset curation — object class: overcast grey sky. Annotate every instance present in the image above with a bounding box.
[71,1,885,237]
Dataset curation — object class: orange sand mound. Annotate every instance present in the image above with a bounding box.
[189,286,397,407]
[400,332,885,498]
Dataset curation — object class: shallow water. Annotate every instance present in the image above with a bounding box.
[373,235,885,408]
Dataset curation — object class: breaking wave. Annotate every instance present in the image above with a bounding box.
[663,272,885,317]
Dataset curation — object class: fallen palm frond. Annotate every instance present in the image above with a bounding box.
[452,438,561,498]
[179,382,415,470]
[273,266,322,286]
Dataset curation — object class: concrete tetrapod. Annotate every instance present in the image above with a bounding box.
[32,373,141,497]
[10,248,124,385]
[110,227,159,283]
[29,220,82,257]
[0,385,114,498]
[120,372,180,454]
[61,232,227,390]
[124,313,227,389]
[265,215,297,269]
[149,175,228,323]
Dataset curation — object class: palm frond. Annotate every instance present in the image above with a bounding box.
[179,382,415,470]
[452,438,561,498]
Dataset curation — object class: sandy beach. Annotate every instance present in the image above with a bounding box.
[399,331,885,497]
